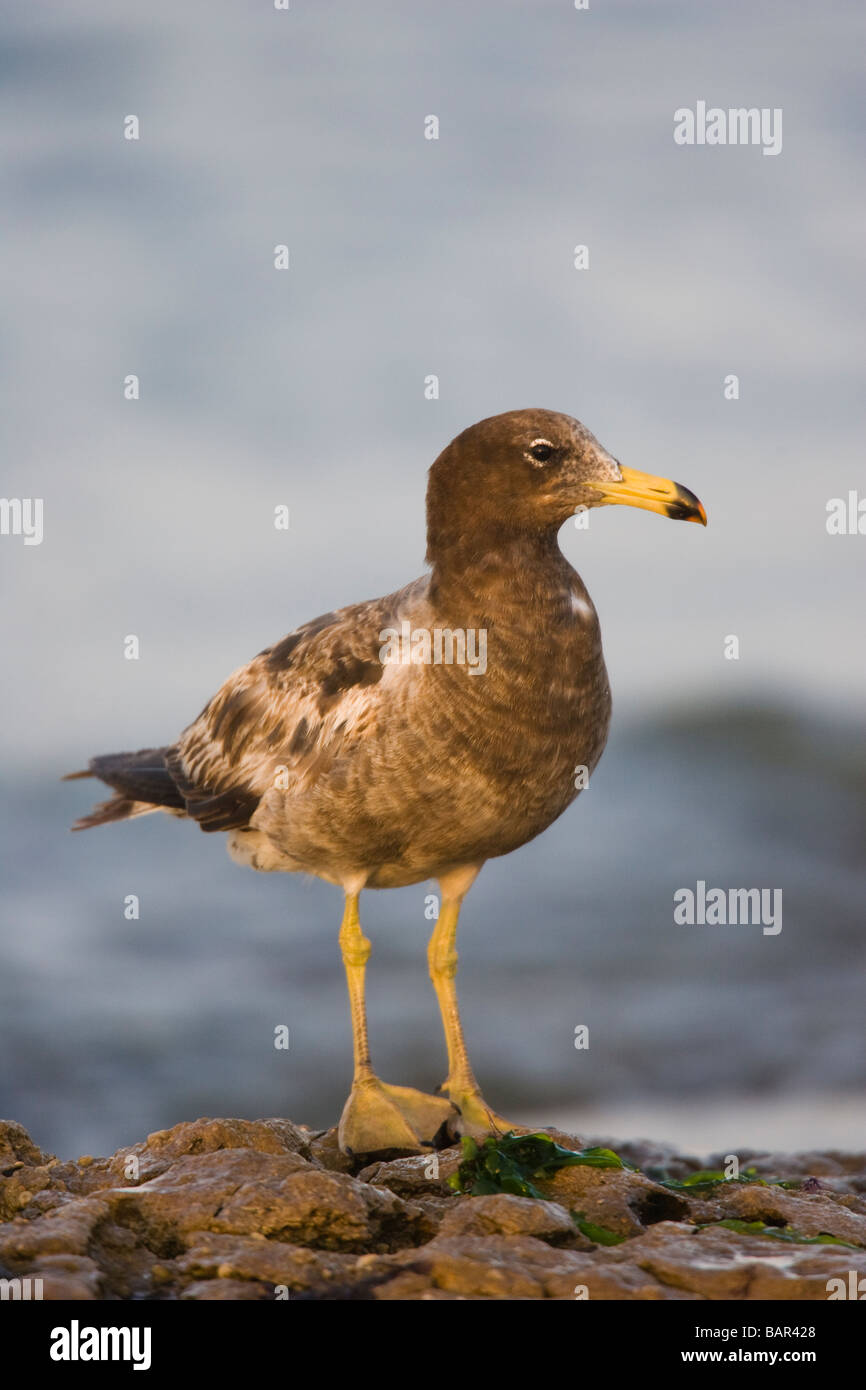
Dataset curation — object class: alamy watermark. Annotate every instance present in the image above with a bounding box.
[826,1272,866,1299]
[674,880,782,936]
[0,497,43,545]
[379,622,487,675]
[674,102,782,157]
[1,1276,43,1300]
[49,1320,151,1370]
[826,491,865,535]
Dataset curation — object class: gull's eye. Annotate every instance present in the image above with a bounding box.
[527,439,555,465]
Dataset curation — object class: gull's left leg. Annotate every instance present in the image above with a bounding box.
[428,867,525,1139]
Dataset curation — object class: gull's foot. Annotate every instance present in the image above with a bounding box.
[441,1086,528,1142]
[377,1082,459,1145]
[338,1076,457,1157]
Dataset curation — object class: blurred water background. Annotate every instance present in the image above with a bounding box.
[1,0,864,1157]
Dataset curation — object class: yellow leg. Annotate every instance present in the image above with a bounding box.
[427,895,524,1140]
[336,893,456,1156]
[339,892,374,1079]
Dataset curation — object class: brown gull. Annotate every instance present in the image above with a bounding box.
[67,408,706,1156]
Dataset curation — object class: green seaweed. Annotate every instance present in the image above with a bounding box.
[660,1166,759,1194]
[449,1135,847,1251]
[701,1218,860,1249]
[571,1212,627,1246]
[449,1132,631,1199]
[659,1166,804,1195]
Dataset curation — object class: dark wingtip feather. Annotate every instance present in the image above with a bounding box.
[70,795,142,831]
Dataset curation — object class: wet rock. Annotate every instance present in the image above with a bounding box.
[0,1117,862,1300]
[622,1221,866,1301]
[105,1149,431,1255]
[711,1182,866,1246]
[534,1165,689,1238]
[437,1193,583,1246]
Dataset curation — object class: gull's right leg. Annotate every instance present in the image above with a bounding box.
[336,891,456,1156]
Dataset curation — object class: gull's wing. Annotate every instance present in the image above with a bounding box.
[168,580,426,832]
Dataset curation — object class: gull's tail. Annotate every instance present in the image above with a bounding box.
[63,746,186,830]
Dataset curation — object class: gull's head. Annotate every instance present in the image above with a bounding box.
[426,408,706,562]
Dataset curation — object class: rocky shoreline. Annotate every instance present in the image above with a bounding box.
[1,1117,864,1300]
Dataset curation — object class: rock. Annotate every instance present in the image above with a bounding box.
[437,1193,583,1246]
[105,1149,431,1255]
[0,1121,48,1170]
[0,1117,862,1300]
[533,1165,689,1238]
[357,1149,462,1198]
[17,1254,104,1301]
[307,1129,358,1174]
[712,1183,866,1246]
[107,1116,314,1187]
[379,1234,568,1299]
[174,1232,358,1293]
[621,1221,866,1301]
[0,1163,56,1222]
[0,1196,112,1265]
[586,1135,703,1180]
[713,1149,866,1179]
[180,1278,271,1300]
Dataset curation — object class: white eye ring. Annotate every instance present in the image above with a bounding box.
[526,438,555,466]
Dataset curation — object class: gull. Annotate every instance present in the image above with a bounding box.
[67,409,706,1156]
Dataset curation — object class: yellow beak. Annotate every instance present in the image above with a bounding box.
[588,466,707,526]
